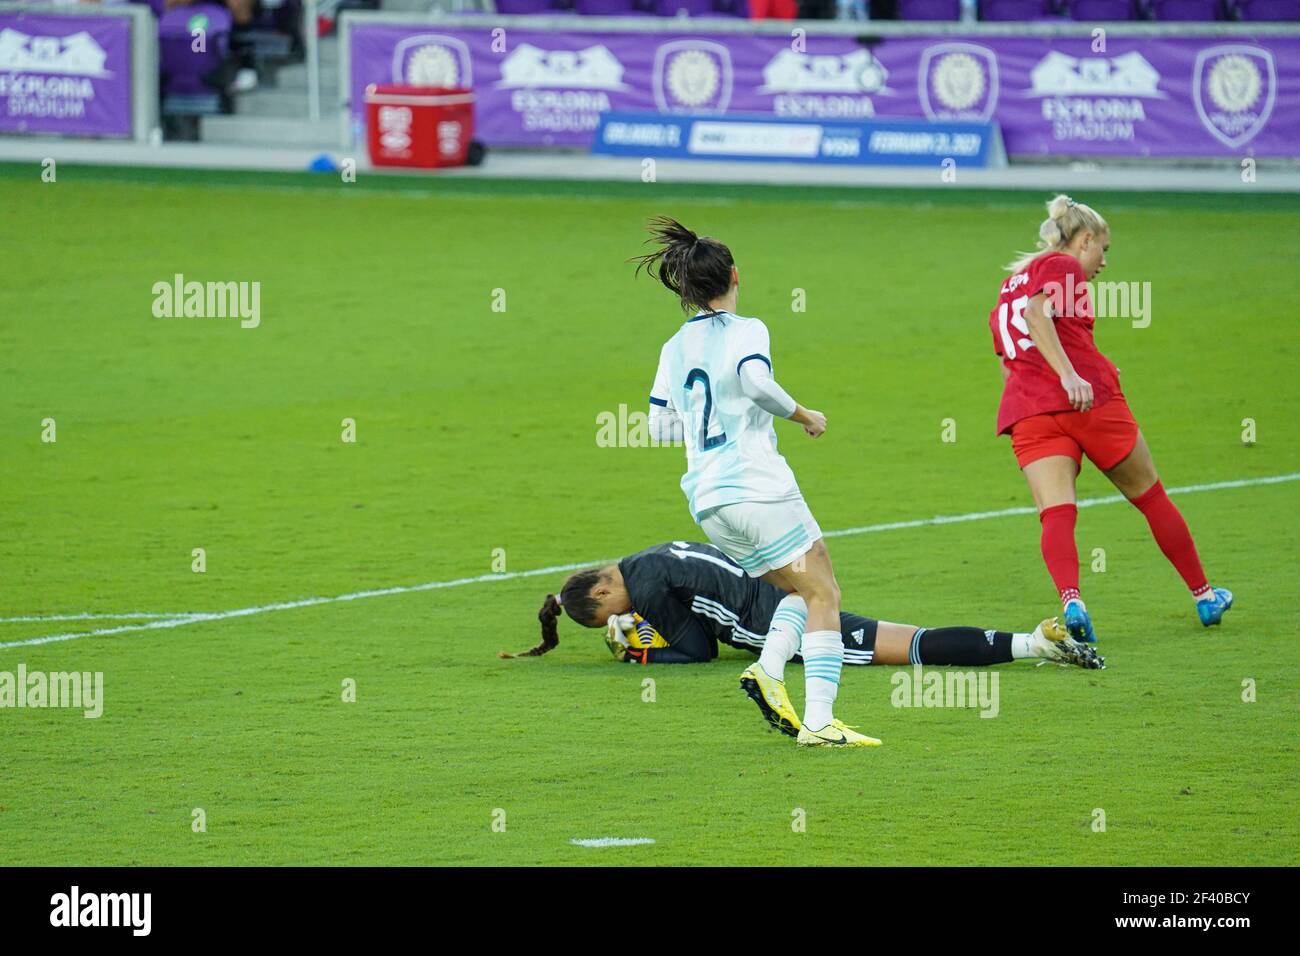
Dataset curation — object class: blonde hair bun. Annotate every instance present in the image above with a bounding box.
[1047,194,1074,220]
[1005,194,1107,273]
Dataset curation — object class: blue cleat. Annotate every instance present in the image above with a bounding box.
[1063,599,1097,644]
[1197,587,1234,627]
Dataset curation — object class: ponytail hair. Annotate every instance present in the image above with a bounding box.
[498,593,564,658]
[496,568,608,659]
[1005,194,1108,273]
[629,215,735,313]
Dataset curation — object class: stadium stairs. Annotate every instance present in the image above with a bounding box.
[200,34,342,149]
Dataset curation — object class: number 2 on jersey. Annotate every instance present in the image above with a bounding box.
[684,368,727,450]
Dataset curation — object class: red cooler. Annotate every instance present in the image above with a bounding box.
[365,84,475,169]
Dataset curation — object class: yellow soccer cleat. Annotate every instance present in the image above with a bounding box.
[1037,616,1068,644]
[1032,617,1106,670]
[797,718,882,748]
[739,664,801,737]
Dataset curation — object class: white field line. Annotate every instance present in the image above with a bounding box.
[0,561,615,650]
[570,838,656,848]
[2,471,1296,652]
[824,472,1299,538]
[0,612,201,624]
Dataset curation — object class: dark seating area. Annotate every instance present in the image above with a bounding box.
[494,0,752,13]
[71,0,1294,144]
[125,0,310,140]
[896,0,1298,16]
[935,0,1297,17]
[499,0,1298,15]
[892,0,1296,15]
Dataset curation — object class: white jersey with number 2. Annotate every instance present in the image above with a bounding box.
[649,310,802,520]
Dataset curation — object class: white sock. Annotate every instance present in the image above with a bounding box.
[1011,632,1036,659]
[758,595,806,682]
[801,629,843,730]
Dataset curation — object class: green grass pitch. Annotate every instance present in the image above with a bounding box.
[1,164,1297,866]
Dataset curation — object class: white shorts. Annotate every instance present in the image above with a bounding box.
[697,498,823,577]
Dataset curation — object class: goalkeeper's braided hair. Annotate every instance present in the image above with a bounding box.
[498,593,563,659]
[629,216,734,314]
[498,569,605,659]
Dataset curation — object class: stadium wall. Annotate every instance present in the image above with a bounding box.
[0,2,159,144]
[339,12,1300,159]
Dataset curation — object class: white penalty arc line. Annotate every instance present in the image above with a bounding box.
[2,470,1296,652]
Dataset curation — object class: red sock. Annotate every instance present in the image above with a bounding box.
[1130,481,1210,596]
[1039,504,1080,606]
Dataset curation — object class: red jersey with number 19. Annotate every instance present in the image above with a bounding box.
[990,251,1122,435]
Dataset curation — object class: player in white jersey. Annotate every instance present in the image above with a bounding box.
[631,216,879,748]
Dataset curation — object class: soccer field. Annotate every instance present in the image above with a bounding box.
[2,165,1297,866]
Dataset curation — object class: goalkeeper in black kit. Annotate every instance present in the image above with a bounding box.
[502,542,1103,732]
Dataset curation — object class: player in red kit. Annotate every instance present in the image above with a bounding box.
[989,195,1232,642]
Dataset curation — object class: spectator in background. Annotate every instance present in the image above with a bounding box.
[165,0,254,26]
[49,0,249,16]
[52,0,260,94]
[750,0,801,14]
[795,0,898,14]
[160,0,259,92]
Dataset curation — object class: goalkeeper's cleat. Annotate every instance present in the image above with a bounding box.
[739,664,800,737]
[797,718,882,748]
[1197,587,1234,627]
[1031,617,1106,670]
[1063,599,1097,644]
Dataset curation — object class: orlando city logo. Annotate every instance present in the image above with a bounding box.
[653,40,733,114]
[391,34,473,88]
[918,42,998,123]
[1193,44,1276,149]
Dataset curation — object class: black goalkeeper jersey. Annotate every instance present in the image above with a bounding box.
[618,542,877,664]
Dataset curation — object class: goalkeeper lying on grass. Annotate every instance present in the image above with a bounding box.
[503,542,1104,676]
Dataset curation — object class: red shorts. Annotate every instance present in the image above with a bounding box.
[1009,395,1140,471]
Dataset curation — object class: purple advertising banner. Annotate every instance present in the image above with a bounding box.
[348,25,1300,158]
[0,11,133,138]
